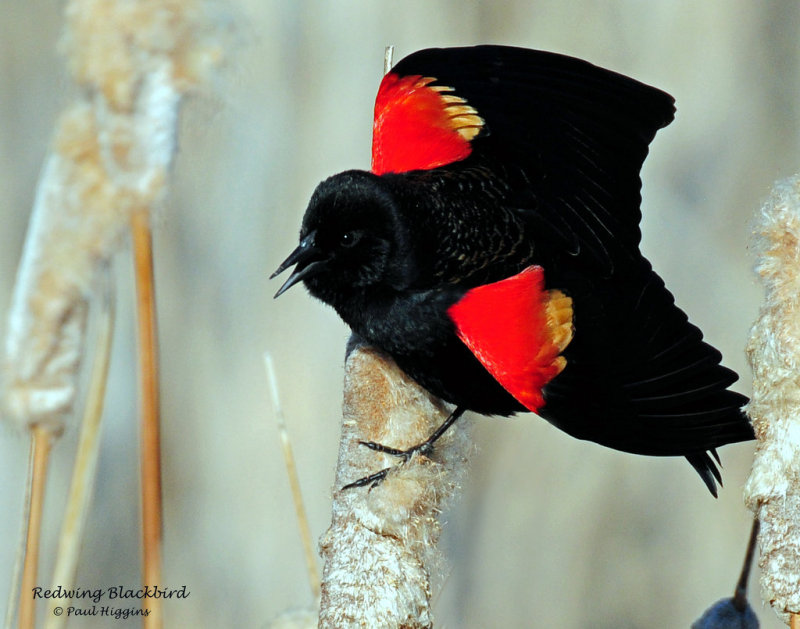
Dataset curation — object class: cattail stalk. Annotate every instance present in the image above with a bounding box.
[744,174,800,626]
[3,102,122,629]
[318,343,471,628]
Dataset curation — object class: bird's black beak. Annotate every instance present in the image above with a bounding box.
[271,230,327,298]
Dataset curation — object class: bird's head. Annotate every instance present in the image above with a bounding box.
[272,170,411,305]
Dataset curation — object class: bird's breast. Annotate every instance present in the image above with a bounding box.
[342,286,462,358]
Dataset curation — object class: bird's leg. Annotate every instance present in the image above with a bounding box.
[342,406,466,490]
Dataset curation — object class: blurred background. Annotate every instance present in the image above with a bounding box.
[1,1,798,627]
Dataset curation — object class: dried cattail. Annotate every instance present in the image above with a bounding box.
[3,0,223,439]
[2,2,226,627]
[318,342,472,629]
[744,174,800,625]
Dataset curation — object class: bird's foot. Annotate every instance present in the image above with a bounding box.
[341,440,435,491]
[340,406,466,491]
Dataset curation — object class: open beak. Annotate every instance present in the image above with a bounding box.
[271,230,327,298]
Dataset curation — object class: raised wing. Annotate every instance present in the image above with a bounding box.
[372,46,675,272]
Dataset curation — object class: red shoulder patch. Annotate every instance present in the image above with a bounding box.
[447,266,574,412]
[371,72,484,175]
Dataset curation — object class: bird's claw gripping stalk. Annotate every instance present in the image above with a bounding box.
[341,406,465,491]
[359,439,435,460]
[341,467,391,491]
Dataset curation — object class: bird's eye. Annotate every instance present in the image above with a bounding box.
[339,230,361,248]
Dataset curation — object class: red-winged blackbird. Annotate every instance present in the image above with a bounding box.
[272,45,754,495]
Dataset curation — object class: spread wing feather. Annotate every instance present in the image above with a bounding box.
[374,45,675,272]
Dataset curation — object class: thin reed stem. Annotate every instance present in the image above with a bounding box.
[131,208,163,629]
[264,353,321,601]
[18,426,54,629]
[45,273,115,628]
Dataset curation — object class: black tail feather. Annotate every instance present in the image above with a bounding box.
[686,451,723,497]
[540,261,754,494]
